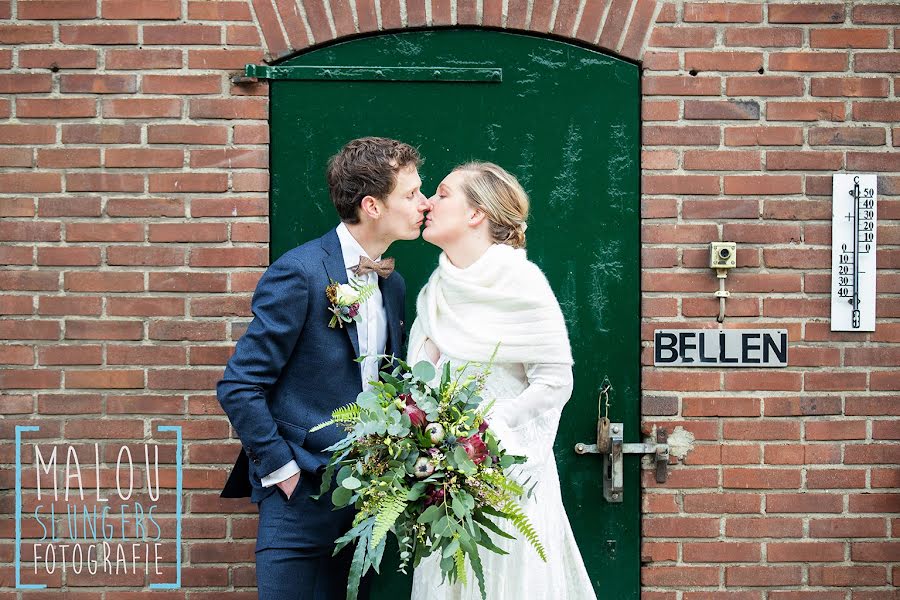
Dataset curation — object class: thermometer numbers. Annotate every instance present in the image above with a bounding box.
[831,174,877,332]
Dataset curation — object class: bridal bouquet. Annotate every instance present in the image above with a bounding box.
[311,355,546,600]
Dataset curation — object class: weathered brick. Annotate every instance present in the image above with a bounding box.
[143,23,221,44]
[856,52,900,73]
[811,28,889,48]
[852,4,900,24]
[769,52,848,72]
[769,4,844,24]
[102,0,181,19]
[685,99,760,120]
[726,76,803,97]
[684,3,762,23]
[644,75,721,96]
[725,27,803,47]
[59,24,138,44]
[767,101,846,121]
[650,25,716,48]
[685,51,764,72]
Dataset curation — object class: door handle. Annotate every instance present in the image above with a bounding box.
[574,384,669,503]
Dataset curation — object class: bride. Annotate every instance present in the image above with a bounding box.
[407,162,597,600]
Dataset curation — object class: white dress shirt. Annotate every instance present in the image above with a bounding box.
[262,222,389,487]
[335,221,389,392]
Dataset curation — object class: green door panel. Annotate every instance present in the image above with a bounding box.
[268,29,640,599]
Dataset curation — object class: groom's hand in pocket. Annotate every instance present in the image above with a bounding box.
[277,471,301,501]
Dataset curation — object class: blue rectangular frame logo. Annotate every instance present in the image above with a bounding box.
[15,424,183,590]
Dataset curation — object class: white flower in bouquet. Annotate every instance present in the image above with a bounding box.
[337,283,360,304]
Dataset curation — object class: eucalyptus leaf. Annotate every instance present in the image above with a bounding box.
[347,534,368,600]
[434,516,454,537]
[464,514,479,538]
[453,447,476,475]
[332,486,353,507]
[476,528,510,556]
[439,556,454,576]
[451,496,466,519]
[407,484,425,502]
[442,539,460,558]
[341,476,362,490]
[356,389,378,404]
[412,360,436,382]
[380,371,402,387]
[466,537,487,600]
[417,504,441,524]
[337,465,353,485]
[419,396,438,411]
[475,513,516,540]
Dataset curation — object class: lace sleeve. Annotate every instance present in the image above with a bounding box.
[487,363,573,467]
[492,363,573,431]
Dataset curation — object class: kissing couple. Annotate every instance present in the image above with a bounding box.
[217,137,596,600]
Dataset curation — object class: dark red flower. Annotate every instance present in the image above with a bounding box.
[401,394,427,428]
[424,486,445,507]
[347,303,360,318]
[457,435,489,464]
[478,419,489,434]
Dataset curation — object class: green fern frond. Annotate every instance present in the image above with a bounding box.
[349,278,378,303]
[309,402,361,433]
[454,547,467,585]
[501,500,547,562]
[332,402,361,422]
[370,493,407,549]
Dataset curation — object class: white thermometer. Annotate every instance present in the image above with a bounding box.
[831,173,877,332]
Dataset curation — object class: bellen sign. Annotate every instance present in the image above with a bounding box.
[654,329,788,367]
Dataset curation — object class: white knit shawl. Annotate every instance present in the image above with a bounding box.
[408,243,573,366]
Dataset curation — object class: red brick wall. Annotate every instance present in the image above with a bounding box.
[640,3,899,598]
[0,0,897,597]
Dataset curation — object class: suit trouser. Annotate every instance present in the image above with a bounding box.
[255,474,371,600]
[256,545,372,600]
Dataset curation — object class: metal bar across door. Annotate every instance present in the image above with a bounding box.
[245,64,503,82]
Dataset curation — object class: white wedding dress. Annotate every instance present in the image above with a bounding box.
[407,244,597,600]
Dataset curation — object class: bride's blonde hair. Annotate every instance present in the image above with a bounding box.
[453,162,529,249]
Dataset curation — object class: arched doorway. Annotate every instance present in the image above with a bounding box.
[263,29,640,598]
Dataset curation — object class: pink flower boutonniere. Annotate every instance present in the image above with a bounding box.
[325,278,376,329]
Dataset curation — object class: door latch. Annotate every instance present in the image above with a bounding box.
[574,383,669,503]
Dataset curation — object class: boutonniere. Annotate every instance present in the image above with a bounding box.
[325,278,376,329]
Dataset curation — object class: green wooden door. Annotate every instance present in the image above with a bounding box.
[266,29,640,599]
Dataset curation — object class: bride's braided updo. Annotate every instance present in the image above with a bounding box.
[453,162,529,249]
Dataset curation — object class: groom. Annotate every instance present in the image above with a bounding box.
[217,137,428,600]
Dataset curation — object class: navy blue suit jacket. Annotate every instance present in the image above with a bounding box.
[217,227,406,503]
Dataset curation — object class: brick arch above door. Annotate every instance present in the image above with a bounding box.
[244,0,660,64]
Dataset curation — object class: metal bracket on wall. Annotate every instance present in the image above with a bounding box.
[242,64,503,82]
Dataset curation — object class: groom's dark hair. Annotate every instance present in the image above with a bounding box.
[327,137,422,224]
